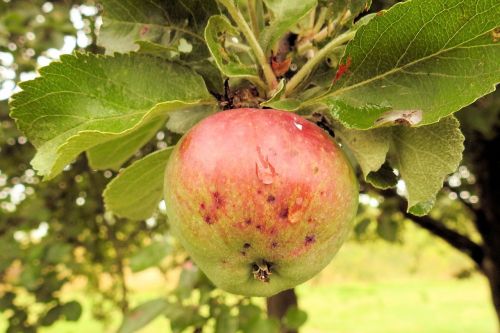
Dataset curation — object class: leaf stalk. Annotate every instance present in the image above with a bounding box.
[247,0,260,38]
[218,0,278,91]
[285,30,356,96]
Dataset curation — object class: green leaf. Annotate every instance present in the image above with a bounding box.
[322,98,392,129]
[189,60,225,94]
[376,216,399,242]
[0,292,15,311]
[129,240,172,272]
[246,318,280,333]
[177,264,201,299]
[261,79,285,107]
[260,80,306,110]
[334,126,390,177]
[87,119,165,171]
[161,301,206,333]
[354,218,371,236]
[352,12,376,29]
[9,53,215,179]
[61,301,82,322]
[366,162,398,189]
[135,40,177,57]
[98,0,219,59]
[260,0,317,50]
[215,306,239,333]
[136,41,224,93]
[46,243,72,264]
[389,116,464,215]
[261,80,306,110]
[320,0,500,129]
[322,0,372,25]
[262,98,302,111]
[260,0,317,51]
[408,199,436,216]
[333,114,462,213]
[118,298,170,333]
[40,305,63,326]
[20,264,41,290]
[104,149,172,220]
[283,306,308,330]
[166,105,216,134]
[238,303,262,332]
[169,306,206,333]
[205,15,260,80]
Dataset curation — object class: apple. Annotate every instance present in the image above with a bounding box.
[164,108,358,297]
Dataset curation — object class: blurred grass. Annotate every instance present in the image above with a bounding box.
[2,223,498,332]
[299,278,496,333]
[35,277,496,333]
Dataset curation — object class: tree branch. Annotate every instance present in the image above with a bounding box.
[406,213,485,268]
[374,188,485,269]
[267,289,298,333]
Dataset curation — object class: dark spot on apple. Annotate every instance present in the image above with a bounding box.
[257,189,262,194]
[313,166,319,174]
[221,259,227,264]
[245,218,252,225]
[243,243,251,249]
[305,235,316,244]
[279,207,289,219]
[267,195,276,203]
[240,251,247,256]
[271,241,278,248]
[200,203,206,210]
[212,192,224,209]
[256,224,264,231]
[204,215,213,224]
[269,227,277,235]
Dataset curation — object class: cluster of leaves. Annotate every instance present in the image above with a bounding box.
[349,90,500,277]
[2,0,499,332]
[9,0,500,223]
[118,259,307,333]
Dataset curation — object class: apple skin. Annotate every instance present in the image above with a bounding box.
[164,108,358,297]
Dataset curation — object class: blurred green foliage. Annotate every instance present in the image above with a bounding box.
[0,0,76,73]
